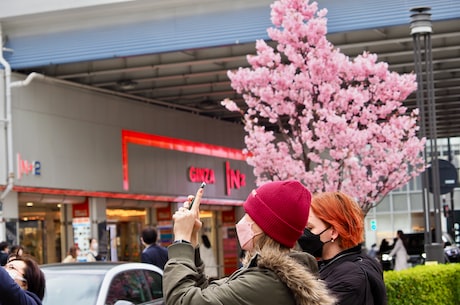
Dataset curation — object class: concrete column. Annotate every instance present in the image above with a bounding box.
[145,207,156,226]
[89,197,107,259]
[60,204,74,259]
[0,190,19,244]
[45,211,56,263]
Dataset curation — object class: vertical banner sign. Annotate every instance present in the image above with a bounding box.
[225,161,246,195]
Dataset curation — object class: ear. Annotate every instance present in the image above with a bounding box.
[330,227,339,241]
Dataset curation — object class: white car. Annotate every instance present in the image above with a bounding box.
[41,262,164,305]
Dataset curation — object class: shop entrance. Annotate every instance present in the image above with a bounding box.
[18,201,61,264]
[106,208,146,262]
[116,221,143,262]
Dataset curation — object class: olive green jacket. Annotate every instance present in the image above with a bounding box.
[163,243,335,305]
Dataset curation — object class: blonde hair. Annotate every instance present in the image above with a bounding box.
[241,234,290,266]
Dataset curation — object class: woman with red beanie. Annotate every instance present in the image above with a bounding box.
[163,180,335,305]
[298,192,387,305]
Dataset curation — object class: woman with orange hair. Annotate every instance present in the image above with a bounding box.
[298,192,387,305]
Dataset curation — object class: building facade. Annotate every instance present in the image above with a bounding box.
[365,139,460,250]
[0,72,254,276]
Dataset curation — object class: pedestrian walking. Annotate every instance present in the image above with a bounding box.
[62,246,81,263]
[10,245,25,258]
[140,226,168,269]
[0,242,9,266]
[86,238,101,262]
[368,243,379,260]
[389,230,409,271]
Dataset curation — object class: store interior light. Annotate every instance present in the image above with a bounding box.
[106,209,146,217]
[26,202,34,207]
[105,209,213,218]
[200,211,213,218]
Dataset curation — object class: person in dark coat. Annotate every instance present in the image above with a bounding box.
[163,180,335,305]
[0,241,10,266]
[140,226,168,269]
[0,254,46,305]
[298,191,387,305]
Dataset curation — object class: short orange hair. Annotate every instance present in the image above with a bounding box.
[311,192,364,249]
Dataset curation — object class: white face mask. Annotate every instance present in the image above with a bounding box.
[6,268,17,279]
[236,217,262,251]
[6,268,27,285]
[91,242,98,251]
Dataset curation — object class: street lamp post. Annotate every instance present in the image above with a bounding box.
[410,7,445,263]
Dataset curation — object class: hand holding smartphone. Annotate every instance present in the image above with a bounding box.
[189,182,206,210]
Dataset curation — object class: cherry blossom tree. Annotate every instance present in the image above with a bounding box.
[222,0,426,214]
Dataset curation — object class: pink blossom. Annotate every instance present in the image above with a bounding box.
[222,0,426,215]
[221,98,241,112]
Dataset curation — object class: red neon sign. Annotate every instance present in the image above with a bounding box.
[225,161,246,195]
[188,166,216,184]
[121,130,248,190]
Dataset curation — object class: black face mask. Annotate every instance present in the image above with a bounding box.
[298,227,330,258]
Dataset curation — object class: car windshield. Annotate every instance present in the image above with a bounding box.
[43,273,104,305]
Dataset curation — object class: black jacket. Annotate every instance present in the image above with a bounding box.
[318,245,387,305]
[141,244,168,269]
[0,252,8,266]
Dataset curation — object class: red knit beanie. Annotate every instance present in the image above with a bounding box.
[243,180,312,248]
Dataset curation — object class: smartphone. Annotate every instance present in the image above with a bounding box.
[189,182,206,209]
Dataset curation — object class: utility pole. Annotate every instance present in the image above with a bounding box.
[410,7,445,263]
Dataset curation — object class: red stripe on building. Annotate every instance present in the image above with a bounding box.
[121,129,248,190]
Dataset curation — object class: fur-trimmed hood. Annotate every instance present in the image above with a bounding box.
[256,251,336,305]
[164,243,336,305]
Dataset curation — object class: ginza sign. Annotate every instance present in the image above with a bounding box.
[121,130,248,195]
[188,161,246,195]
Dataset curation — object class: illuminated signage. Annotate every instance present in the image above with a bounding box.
[187,162,246,195]
[17,153,41,179]
[188,166,216,184]
[72,201,89,218]
[225,161,245,195]
[122,130,249,194]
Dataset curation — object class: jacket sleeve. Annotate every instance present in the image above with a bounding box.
[0,267,41,305]
[325,261,368,305]
[163,243,289,305]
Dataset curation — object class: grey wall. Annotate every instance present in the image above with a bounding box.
[11,73,255,200]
